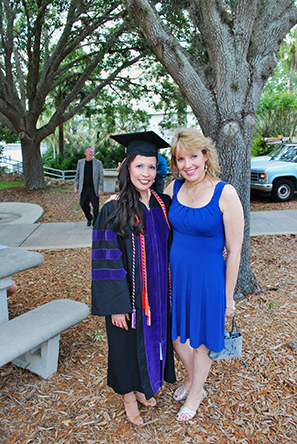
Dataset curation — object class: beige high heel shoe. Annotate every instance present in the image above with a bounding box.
[123,398,143,426]
[135,392,156,407]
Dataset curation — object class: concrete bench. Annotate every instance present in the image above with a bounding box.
[0,246,44,324]
[0,299,89,379]
[103,169,118,193]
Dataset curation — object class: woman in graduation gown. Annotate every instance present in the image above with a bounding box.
[91,132,176,426]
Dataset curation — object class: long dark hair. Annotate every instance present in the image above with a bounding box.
[104,154,146,236]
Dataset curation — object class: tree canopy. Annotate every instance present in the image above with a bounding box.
[0,0,152,189]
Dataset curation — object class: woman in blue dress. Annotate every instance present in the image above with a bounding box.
[165,128,244,422]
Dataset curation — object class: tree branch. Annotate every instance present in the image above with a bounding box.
[0,110,17,134]
[42,1,122,83]
[244,0,297,112]
[36,54,143,142]
[36,2,124,115]
[2,0,15,94]
[122,0,215,127]
[249,0,297,78]
[13,46,26,110]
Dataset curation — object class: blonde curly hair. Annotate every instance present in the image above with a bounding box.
[170,127,221,180]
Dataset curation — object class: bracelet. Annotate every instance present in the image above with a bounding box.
[226,303,236,310]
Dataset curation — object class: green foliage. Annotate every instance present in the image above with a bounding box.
[264,27,297,93]
[0,124,19,143]
[95,142,126,169]
[42,139,126,170]
[263,27,297,94]
[252,136,266,157]
[42,89,154,170]
[251,137,277,157]
[254,29,297,144]
[254,90,297,139]
[86,330,105,341]
[42,146,85,171]
[90,90,151,135]
[268,302,278,310]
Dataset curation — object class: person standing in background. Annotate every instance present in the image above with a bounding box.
[74,145,104,226]
[151,152,168,194]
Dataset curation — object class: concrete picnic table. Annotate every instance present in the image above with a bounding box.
[0,245,44,325]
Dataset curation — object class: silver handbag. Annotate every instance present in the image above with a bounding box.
[208,317,242,360]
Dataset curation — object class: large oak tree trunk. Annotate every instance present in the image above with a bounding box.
[214,121,261,297]
[198,113,262,298]
[121,0,297,297]
[21,138,46,190]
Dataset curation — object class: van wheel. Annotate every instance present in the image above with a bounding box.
[271,179,295,202]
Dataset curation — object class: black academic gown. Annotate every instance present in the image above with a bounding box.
[91,192,176,398]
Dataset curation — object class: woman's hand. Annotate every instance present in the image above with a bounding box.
[105,194,119,203]
[111,313,130,330]
[222,247,227,259]
[225,306,235,319]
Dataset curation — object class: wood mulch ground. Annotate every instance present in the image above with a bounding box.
[0,181,297,443]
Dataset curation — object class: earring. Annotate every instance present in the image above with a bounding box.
[205,163,208,172]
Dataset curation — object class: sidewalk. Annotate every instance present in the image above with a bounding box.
[0,203,297,250]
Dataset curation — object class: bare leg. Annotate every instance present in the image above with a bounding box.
[173,337,194,392]
[176,344,212,421]
[123,391,143,426]
[7,281,17,297]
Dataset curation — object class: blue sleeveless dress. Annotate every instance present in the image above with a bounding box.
[168,180,227,352]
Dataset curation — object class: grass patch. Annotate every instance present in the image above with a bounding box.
[0,180,25,190]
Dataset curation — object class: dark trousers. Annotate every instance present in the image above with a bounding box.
[151,177,165,195]
[80,186,99,224]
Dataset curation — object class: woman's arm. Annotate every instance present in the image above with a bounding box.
[163,179,175,198]
[220,184,244,318]
[91,202,132,317]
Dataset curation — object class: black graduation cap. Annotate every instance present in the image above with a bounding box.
[110,131,170,157]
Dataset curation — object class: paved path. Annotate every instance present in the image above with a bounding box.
[0,204,296,250]
[250,209,297,236]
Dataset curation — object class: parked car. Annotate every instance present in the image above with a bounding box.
[250,143,297,202]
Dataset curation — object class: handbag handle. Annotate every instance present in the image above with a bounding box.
[231,316,239,333]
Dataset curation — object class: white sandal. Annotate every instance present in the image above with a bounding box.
[176,389,206,422]
[173,384,189,401]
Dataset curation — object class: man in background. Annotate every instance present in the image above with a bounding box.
[74,145,104,226]
[151,152,168,194]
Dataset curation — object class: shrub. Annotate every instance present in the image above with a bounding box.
[42,143,126,170]
[95,144,126,168]
[251,137,276,157]
[42,146,85,170]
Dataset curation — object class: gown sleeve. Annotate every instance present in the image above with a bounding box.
[159,192,171,213]
[91,202,133,316]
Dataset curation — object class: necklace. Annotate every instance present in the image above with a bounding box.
[186,175,207,202]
